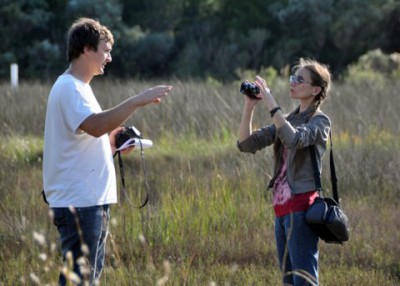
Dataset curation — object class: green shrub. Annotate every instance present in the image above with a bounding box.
[345,49,400,85]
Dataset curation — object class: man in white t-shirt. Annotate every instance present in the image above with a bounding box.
[42,17,172,285]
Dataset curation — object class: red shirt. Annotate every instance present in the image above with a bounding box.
[273,148,318,217]
[274,191,319,217]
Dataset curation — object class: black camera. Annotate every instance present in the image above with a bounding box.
[240,82,260,99]
[115,126,142,149]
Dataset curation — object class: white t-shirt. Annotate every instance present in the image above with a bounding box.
[43,74,117,207]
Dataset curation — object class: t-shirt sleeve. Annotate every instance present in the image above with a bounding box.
[61,87,98,134]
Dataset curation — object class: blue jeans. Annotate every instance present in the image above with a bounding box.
[275,211,319,286]
[52,205,110,286]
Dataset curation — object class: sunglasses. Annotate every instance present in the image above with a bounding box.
[289,75,312,85]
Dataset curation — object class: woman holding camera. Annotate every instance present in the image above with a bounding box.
[237,58,332,286]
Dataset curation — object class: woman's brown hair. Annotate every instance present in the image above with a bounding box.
[293,58,332,108]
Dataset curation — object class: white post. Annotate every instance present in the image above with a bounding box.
[10,63,18,88]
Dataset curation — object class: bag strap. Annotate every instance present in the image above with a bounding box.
[41,190,49,204]
[309,130,340,204]
[329,131,338,202]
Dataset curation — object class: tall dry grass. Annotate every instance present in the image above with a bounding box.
[0,77,399,285]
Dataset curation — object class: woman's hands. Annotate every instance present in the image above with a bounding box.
[243,76,274,105]
[254,76,278,109]
[255,76,272,97]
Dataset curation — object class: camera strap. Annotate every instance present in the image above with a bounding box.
[115,140,149,208]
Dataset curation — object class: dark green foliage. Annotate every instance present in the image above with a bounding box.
[0,0,398,81]
[110,31,175,78]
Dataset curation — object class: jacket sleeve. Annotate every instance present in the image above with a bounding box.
[277,113,331,149]
[237,124,276,154]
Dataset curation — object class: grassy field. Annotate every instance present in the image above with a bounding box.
[0,77,399,285]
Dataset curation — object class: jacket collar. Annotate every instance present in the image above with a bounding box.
[286,104,318,124]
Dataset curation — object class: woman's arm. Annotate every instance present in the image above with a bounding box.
[238,101,257,143]
[277,114,331,149]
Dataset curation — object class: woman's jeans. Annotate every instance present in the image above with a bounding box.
[275,211,319,286]
[52,205,110,286]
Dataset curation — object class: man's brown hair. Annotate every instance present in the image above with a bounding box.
[67,18,114,62]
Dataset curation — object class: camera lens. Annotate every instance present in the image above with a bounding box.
[240,82,260,99]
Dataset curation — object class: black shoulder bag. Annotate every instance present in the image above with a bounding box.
[305,131,350,244]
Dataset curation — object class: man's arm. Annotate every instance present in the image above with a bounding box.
[80,85,172,137]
